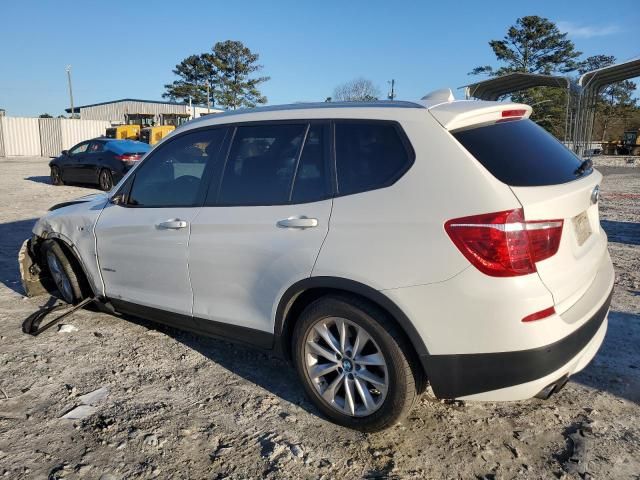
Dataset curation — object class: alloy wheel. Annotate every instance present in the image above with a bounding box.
[46,250,73,303]
[99,170,113,191]
[304,317,389,417]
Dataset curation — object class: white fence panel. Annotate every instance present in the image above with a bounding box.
[39,118,63,157]
[61,119,111,150]
[0,117,41,156]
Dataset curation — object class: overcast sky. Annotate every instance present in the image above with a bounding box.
[1,0,638,116]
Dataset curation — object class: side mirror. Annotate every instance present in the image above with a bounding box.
[109,193,125,205]
[61,150,69,156]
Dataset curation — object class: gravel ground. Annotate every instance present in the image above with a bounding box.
[0,157,638,479]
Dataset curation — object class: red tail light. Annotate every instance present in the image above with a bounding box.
[115,154,141,162]
[444,209,563,277]
[522,306,556,322]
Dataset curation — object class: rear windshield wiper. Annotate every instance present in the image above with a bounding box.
[574,158,593,177]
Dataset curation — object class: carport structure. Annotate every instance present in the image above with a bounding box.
[462,58,640,156]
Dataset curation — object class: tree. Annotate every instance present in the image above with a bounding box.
[332,78,380,102]
[163,54,213,105]
[208,40,269,109]
[470,16,581,76]
[470,16,583,138]
[39,113,53,118]
[163,41,269,109]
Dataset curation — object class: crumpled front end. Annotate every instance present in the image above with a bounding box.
[18,237,53,297]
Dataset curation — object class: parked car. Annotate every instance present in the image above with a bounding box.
[49,138,151,191]
[22,93,613,431]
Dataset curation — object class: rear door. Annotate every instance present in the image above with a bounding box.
[188,122,333,337]
[452,119,607,311]
[81,140,106,183]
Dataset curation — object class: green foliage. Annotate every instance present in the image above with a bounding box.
[39,113,53,118]
[163,41,269,109]
[470,16,581,77]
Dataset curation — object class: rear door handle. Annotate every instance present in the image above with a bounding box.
[277,217,319,229]
[157,219,188,230]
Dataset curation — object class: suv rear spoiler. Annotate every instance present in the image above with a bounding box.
[427,100,532,131]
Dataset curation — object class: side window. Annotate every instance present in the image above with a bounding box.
[88,141,104,152]
[218,124,306,205]
[335,122,412,195]
[291,124,330,203]
[127,128,226,207]
[69,142,89,156]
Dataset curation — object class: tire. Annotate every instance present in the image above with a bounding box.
[50,166,64,186]
[292,295,423,432]
[98,169,114,191]
[42,240,85,304]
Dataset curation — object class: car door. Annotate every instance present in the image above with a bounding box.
[94,127,228,318]
[82,140,106,184]
[189,122,333,341]
[62,141,90,182]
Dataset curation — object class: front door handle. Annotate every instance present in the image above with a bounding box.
[157,219,188,230]
[277,216,318,229]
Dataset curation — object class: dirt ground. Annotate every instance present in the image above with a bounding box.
[0,157,638,480]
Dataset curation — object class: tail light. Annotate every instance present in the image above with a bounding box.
[115,154,141,162]
[444,209,563,277]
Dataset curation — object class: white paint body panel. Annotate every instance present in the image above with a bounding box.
[189,200,332,332]
[94,203,199,315]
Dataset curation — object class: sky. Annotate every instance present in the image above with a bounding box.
[1,0,639,117]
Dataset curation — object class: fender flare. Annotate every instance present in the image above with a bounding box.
[274,276,430,359]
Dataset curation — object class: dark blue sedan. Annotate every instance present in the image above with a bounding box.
[49,138,151,191]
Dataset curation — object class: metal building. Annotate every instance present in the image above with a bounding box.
[65,99,223,126]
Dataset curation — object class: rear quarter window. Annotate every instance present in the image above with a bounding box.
[452,119,587,187]
[335,121,413,195]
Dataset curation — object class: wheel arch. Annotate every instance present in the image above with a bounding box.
[39,233,97,298]
[274,276,430,375]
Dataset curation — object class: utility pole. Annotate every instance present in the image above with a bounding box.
[206,81,211,114]
[66,65,75,119]
[387,79,396,100]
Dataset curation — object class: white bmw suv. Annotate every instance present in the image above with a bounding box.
[21,92,614,431]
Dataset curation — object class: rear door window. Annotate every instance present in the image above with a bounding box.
[452,119,588,187]
[291,124,331,203]
[217,124,307,205]
[335,121,412,195]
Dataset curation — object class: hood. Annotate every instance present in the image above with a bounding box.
[48,192,109,212]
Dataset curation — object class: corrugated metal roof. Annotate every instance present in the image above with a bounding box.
[578,57,640,91]
[462,73,571,100]
[65,98,214,113]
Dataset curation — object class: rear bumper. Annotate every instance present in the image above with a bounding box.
[420,252,614,400]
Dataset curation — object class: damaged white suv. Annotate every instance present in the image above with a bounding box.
[21,91,614,431]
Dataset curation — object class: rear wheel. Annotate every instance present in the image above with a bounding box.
[98,169,114,191]
[50,166,63,185]
[292,295,422,432]
[42,240,85,304]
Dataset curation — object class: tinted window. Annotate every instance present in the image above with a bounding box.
[453,119,587,187]
[291,125,329,203]
[128,128,226,207]
[218,124,306,205]
[88,141,104,152]
[335,122,411,195]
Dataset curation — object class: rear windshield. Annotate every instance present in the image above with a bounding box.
[452,119,589,187]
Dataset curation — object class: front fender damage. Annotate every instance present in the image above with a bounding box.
[19,238,53,297]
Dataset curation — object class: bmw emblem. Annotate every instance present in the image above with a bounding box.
[591,185,600,205]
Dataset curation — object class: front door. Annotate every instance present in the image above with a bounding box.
[95,127,228,317]
[189,122,333,338]
[62,141,90,183]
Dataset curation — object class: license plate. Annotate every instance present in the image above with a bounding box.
[572,211,592,246]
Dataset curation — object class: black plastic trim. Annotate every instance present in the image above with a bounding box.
[274,276,430,359]
[48,199,91,211]
[110,299,274,349]
[424,286,614,399]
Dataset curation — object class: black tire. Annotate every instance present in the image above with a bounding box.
[98,168,114,191]
[292,295,423,432]
[42,240,85,304]
[50,166,64,186]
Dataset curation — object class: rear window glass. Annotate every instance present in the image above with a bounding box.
[452,119,588,187]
